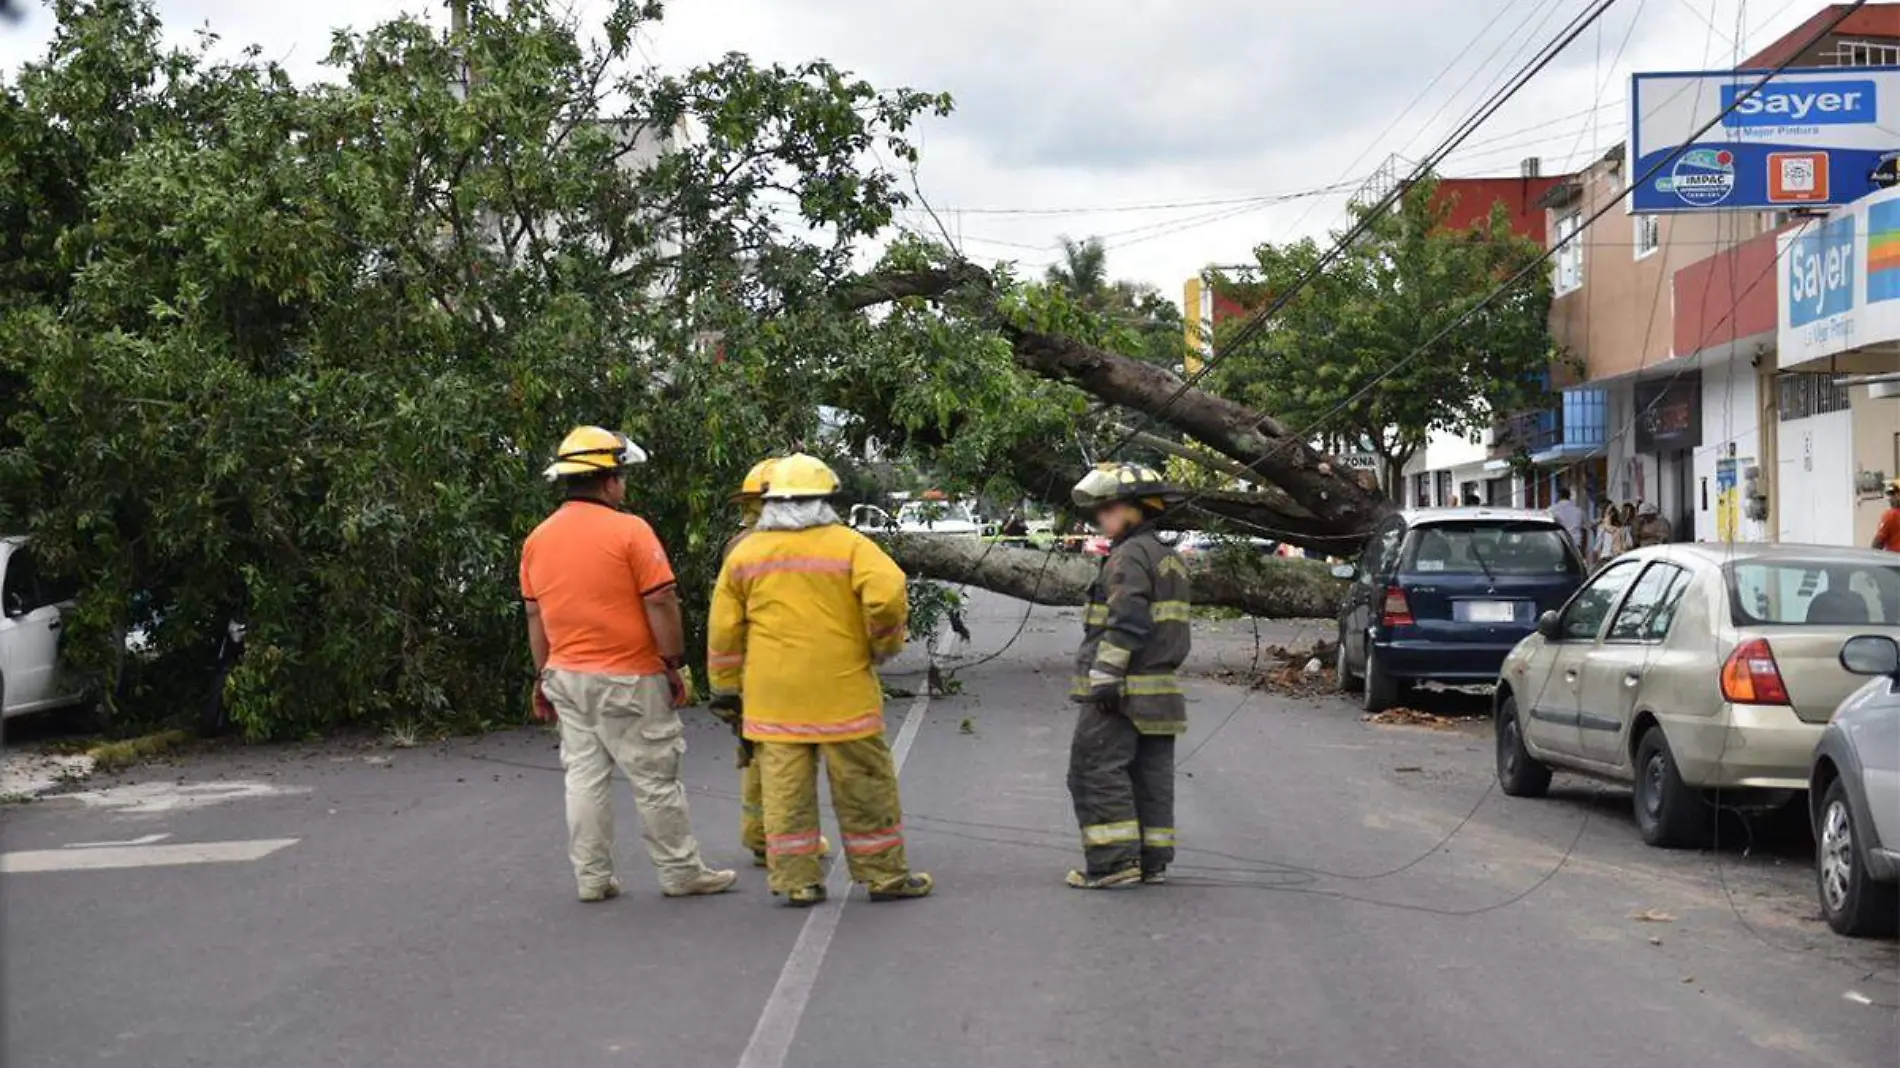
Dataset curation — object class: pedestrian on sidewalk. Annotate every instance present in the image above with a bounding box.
[1549,487,1586,553]
[715,457,830,868]
[1632,501,1672,547]
[1592,501,1633,567]
[1872,478,1900,552]
[520,426,737,903]
[707,453,932,908]
[1065,462,1192,890]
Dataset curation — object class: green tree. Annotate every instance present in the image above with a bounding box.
[1206,176,1558,494]
[0,0,946,737]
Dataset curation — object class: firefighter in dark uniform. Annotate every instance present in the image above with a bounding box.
[1065,462,1192,889]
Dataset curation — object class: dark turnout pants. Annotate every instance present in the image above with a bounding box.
[1067,699,1176,875]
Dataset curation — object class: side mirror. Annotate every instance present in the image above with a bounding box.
[1330,564,1355,580]
[1840,635,1900,677]
[1536,610,1562,641]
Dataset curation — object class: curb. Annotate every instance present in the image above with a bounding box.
[0,728,193,802]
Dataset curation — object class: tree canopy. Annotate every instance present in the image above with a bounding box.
[1206,179,1558,489]
[0,1,1546,739]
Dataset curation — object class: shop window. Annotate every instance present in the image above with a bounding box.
[1434,470,1454,508]
[1413,472,1432,508]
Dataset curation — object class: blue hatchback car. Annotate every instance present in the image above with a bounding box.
[1334,509,1587,712]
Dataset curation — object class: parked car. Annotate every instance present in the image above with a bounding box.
[1334,508,1587,713]
[1495,544,1900,848]
[895,499,982,537]
[1808,634,1900,937]
[1,536,87,719]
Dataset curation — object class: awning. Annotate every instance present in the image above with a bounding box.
[1529,443,1598,465]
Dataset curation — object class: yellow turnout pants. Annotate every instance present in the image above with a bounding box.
[758,735,909,893]
[740,758,765,856]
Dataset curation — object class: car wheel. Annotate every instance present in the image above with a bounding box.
[1495,693,1551,798]
[1362,645,1399,714]
[1632,729,1710,848]
[1816,779,1899,938]
[1335,631,1362,694]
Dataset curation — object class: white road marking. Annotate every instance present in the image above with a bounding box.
[736,690,930,1068]
[62,833,172,849]
[1843,990,1873,1006]
[64,781,310,814]
[1,838,298,874]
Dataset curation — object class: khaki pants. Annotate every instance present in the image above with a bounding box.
[758,735,909,894]
[542,669,710,893]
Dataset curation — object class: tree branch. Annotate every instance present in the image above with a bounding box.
[883,536,1344,619]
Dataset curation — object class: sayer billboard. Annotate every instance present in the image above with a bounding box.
[1777,181,1900,367]
[1631,67,1900,213]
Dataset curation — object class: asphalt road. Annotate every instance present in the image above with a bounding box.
[3,591,1895,1067]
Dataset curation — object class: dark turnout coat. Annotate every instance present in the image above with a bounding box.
[1070,525,1191,735]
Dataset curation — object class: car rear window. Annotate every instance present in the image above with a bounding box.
[1728,560,1900,626]
[1400,522,1582,577]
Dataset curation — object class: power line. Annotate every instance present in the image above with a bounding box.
[1124,0,1868,568]
[1103,0,1626,466]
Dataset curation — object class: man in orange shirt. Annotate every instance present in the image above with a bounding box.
[1874,478,1900,553]
[521,426,736,902]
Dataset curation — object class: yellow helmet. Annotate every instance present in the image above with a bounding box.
[542,426,648,481]
[731,457,782,503]
[1070,461,1184,512]
[761,453,840,499]
[1887,476,1900,494]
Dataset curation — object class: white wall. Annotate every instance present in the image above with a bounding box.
[1777,409,1857,545]
[1603,382,1652,505]
[1694,354,1770,543]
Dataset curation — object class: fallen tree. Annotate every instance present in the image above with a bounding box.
[884,535,1346,620]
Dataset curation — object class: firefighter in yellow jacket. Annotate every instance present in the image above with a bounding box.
[707,453,933,907]
[716,457,827,867]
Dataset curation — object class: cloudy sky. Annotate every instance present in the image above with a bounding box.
[1,0,1821,296]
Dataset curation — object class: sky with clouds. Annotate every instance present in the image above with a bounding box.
[1,0,1825,296]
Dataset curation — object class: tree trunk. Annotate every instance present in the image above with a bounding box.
[884,535,1346,620]
[837,265,1397,544]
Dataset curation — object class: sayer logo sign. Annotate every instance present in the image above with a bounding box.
[1787,216,1856,327]
[1721,79,1878,127]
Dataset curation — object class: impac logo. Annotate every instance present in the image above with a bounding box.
[1722,79,1877,127]
[1787,216,1856,327]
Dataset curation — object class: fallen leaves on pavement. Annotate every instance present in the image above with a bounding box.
[1630,908,1676,923]
[1363,708,1462,730]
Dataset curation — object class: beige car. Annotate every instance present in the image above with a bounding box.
[1494,543,1900,847]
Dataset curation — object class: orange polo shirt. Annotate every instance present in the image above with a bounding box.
[520,500,677,675]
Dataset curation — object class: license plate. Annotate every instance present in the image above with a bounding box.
[1459,600,1517,624]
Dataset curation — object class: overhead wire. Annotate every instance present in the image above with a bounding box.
[1099,0,1626,465]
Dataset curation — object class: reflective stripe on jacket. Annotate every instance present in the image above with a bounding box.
[708,524,908,743]
[1072,526,1191,735]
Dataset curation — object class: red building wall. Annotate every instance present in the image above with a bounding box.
[1671,226,1784,356]
[1429,175,1571,244]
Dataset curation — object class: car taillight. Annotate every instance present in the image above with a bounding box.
[1381,586,1414,627]
[1720,638,1790,705]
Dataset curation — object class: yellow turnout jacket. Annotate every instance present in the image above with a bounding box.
[708,523,908,744]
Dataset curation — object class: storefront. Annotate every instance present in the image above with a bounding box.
[1776,185,1900,547]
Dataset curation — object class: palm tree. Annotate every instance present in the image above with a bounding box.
[1045,236,1111,305]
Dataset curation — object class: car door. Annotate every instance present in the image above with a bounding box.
[0,543,63,713]
[1575,561,1695,768]
[1848,682,1900,853]
[1345,518,1405,672]
[1521,558,1645,759]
